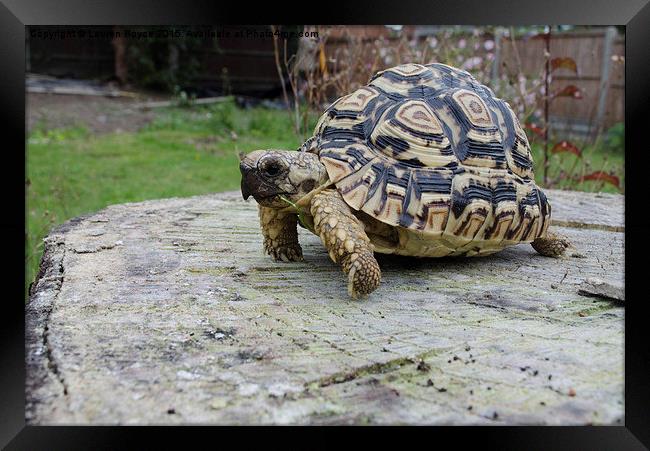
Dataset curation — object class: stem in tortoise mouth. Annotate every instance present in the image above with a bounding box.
[280,195,315,234]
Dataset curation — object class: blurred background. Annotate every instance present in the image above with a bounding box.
[26,25,625,296]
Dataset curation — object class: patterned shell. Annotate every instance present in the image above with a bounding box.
[303,63,551,250]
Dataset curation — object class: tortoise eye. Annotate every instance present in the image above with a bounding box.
[263,162,282,177]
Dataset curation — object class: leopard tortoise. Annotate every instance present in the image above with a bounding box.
[240,63,570,298]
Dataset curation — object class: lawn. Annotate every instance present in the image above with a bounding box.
[26,98,624,298]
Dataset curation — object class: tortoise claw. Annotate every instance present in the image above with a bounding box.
[266,244,304,262]
[346,253,381,299]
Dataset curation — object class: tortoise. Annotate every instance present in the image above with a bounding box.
[239,63,570,298]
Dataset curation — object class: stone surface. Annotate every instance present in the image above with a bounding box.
[26,189,625,425]
[578,277,625,302]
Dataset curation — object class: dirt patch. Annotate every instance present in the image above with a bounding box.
[27,91,169,134]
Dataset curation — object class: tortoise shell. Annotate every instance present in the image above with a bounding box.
[302,63,551,257]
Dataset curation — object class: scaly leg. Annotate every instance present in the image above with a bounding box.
[531,230,571,258]
[259,206,303,262]
[310,189,381,299]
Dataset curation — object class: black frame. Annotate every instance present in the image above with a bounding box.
[4,0,649,448]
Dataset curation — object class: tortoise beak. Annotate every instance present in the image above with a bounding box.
[241,179,252,200]
[239,160,254,200]
[240,159,277,201]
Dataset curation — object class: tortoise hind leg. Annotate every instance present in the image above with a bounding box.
[311,189,381,299]
[531,230,571,258]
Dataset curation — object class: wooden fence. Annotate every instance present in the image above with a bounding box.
[322,26,624,135]
[498,28,624,133]
[27,25,288,97]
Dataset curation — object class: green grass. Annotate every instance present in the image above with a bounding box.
[26,98,624,299]
[26,99,317,297]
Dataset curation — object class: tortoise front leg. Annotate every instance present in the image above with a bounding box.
[259,206,303,262]
[310,189,381,299]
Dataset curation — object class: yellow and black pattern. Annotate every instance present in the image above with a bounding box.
[304,63,550,256]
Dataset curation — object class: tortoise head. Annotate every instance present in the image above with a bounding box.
[239,150,328,208]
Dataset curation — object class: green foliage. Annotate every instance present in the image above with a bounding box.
[125,28,204,92]
[27,126,88,145]
[172,86,197,108]
[529,141,624,193]
[604,122,624,153]
[250,104,319,141]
